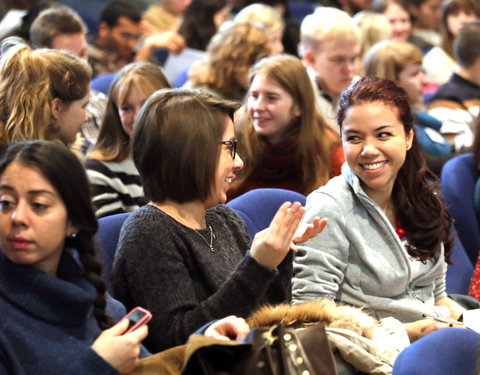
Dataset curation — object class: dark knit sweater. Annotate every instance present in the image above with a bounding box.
[0,250,125,375]
[112,204,292,353]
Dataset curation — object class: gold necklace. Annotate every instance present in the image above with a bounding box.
[192,225,215,252]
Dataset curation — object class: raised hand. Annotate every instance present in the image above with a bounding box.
[291,217,328,249]
[250,201,305,270]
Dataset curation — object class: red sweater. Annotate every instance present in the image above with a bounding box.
[227,138,344,201]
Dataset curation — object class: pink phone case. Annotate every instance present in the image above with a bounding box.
[124,307,152,333]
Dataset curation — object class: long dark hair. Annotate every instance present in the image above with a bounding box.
[0,141,113,329]
[338,76,453,262]
[178,0,228,51]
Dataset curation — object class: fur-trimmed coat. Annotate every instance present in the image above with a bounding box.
[248,300,410,375]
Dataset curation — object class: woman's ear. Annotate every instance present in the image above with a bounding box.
[293,104,301,118]
[50,98,63,121]
[67,222,79,238]
[406,128,414,150]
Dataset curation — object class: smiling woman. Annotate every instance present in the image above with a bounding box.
[228,54,344,200]
[85,62,170,218]
[292,76,467,343]
[112,88,325,353]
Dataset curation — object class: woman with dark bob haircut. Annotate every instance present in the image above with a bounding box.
[0,141,149,374]
[293,76,467,342]
[112,88,324,353]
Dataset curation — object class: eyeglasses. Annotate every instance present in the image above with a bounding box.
[219,139,237,159]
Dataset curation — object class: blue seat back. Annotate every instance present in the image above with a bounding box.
[91,72,116,95]
[96,212,130,293]
[440,153,480,265]
[227,188,307,238]
[446,235,474,295]
[288,1,315,25]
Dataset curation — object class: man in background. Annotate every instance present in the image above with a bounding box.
[88,0,184,76]
[299,7,361,131]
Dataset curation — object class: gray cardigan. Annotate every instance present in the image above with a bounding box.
[292,164,448,323]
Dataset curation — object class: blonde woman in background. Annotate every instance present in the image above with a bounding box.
[186,22,271,101]
[353,11,392,74]
[234,3,285,55]
[86,62,170,218]
[0,38,91,153]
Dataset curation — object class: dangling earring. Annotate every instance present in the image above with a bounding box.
[69,232,78,239]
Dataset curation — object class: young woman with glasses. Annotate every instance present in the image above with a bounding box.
[112,88,325,353]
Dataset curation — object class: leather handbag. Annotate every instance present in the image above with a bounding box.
[183,323,338,375]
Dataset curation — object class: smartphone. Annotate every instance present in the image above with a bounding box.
[124,307,152,334]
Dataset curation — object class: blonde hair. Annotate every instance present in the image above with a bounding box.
[364,40,423,82]
[90,62,170,162]
[234,3,284,34]
[234,54,333,195]
[354,11,392,74]
[299,7,361,56]
[0,38,91,150]
[188,22,271,101]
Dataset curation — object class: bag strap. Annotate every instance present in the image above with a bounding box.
[282,324,338,375]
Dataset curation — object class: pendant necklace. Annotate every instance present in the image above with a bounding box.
[192,225,215,252]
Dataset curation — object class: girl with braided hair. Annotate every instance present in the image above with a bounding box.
[0,140,148,374]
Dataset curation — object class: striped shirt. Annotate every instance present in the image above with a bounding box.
[85,158,145,218]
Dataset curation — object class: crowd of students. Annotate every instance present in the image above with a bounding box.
[1,0,480,373]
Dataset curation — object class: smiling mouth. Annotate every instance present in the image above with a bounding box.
[361,161,388,170]
[225,177,233,183]
[253,117,271,123]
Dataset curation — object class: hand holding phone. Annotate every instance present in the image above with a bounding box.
[92,309,150,372]
[124,307,152,334]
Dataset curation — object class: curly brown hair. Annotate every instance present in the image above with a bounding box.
[188,22,271,101]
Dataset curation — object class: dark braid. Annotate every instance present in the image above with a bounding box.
[67,232,114,330]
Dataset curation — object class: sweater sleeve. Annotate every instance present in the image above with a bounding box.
[65,349,119,375]
[112,207,282,353]
[292,190,350,304]
[433,249,447,301]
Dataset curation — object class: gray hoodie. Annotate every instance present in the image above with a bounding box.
[292,164,449,323]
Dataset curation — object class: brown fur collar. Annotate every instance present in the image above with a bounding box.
[247,300,378,340]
